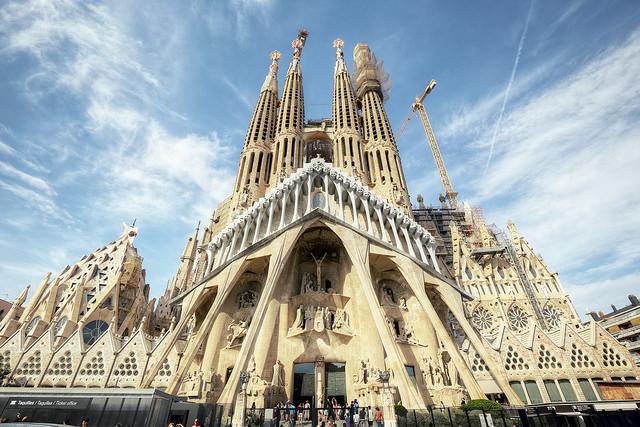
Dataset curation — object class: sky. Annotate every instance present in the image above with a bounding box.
[0,0,639,318]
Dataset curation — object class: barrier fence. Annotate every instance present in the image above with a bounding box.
[238,405,640,427]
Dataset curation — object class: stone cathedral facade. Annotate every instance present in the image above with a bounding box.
[0,33,637,411]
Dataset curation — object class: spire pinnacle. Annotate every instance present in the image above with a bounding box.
[261,50,281,93]
[333,38,346,74]
[287,29,308,75]
[291,29,309,59]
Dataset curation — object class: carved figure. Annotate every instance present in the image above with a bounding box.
[272,360,284,387]
[399,296,408,311]
[290,305,304,333]
[324,308,334,330]
[301,272,315,293]
[314,307,325,332]
[333,309,353,334]
[237,290,258,309]
[304,305,315,331]
[226,319,249,348]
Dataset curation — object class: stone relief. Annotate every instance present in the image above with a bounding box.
[271,360,284,387]
[288,305,353,336]
[226,316,251,348]
[237,290,258,309]
[352,358,383,385]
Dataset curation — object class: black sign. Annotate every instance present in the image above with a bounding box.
[7,397,91,410]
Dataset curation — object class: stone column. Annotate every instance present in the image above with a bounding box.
[315,360,325,408]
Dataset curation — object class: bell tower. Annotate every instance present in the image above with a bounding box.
[353,43,411,214]
[331,39,368,183]
[231,50,281,210]
[271,30,308,185]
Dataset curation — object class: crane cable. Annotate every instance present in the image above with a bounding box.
[395,109,415,141]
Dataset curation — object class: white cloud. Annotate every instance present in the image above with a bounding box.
[0,160,54,195]
[0,180,71,222]
[565,270,640,318]
[0,141,16,156]
[446,30,640,308]
[196,0,275,42]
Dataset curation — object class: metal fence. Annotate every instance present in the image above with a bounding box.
[238,405,640,427]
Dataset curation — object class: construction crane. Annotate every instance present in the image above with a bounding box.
[398,80,458,210]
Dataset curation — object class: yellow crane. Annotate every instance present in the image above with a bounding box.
[398,79,458,210]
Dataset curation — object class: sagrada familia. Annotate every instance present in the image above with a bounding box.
[1,32,637,414]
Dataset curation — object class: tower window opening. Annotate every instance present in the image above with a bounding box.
[385,151,394,182]
[291,137,296,166]
[376,151,384,171]
[283,138,288,158]
[265,153,272,183]
[255,153,264,184]
[246,152,255,185]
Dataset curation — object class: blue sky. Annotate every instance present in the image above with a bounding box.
[1,0,639,317]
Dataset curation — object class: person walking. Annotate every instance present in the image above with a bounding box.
[373,407,383,427]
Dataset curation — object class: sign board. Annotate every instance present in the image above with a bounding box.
[7,397,91,410]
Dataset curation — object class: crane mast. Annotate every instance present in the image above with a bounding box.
[412,80,458,210]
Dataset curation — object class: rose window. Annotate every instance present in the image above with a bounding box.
[471,307,494,331]
[507,306,529,331]
[542,306,562,329]
[82,320,109,345]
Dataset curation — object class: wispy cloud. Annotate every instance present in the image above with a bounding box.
[451,29,640,316]
[222,77,254,110]
[484,0,535,174]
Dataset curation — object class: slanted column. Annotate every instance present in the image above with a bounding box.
[336,183,345,221]
[427,245,439,272]
[388,216,401,249]
[239,218,251,251]
[374,206,388,242]
[349,190,359,228]
[205,247,215,273]
[279,191,288,230]
[252,209,264,244]
[362,198,373,235]
[400,225,416,257]
[293,181,301,220]
[414,235,428,264]
[305,174,313,214]
[266,199,275,235]
[323,175,330,213]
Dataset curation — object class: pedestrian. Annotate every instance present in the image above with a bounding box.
[367,407,373,427]
[353,409,360,427]
[345,409,351,427]
[191,418,201,427]
[373,407,383,427]
[304,400,311,421]
[81,418,89,427]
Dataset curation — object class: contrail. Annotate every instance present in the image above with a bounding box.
[483,0,535,175]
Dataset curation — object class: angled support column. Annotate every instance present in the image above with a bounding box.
[429,274,523,405]
[141,257,245,389]
[394,259,485,400]
[217,225,304,405]
[336,226,424,409]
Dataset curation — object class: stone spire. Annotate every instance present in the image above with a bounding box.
[353,43,411,215]
[271,30,308,184]
[232,51,281,210]
[332,39,367,182]
[175,222,199,293]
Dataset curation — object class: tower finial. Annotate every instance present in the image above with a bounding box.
[270,50,281,71]
[333,38,344,59]
[291,29,309,59]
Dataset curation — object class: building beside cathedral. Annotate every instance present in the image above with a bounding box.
[1,31,638,420]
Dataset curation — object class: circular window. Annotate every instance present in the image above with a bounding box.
[508,306,529,332]
[542,306,562,329]
[83,320,109,345]
[471,307,494,331]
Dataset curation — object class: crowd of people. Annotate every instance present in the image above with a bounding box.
[265,398,383,427]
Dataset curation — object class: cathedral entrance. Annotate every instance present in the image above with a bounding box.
[324,362,346,405]
[293,363,315,405]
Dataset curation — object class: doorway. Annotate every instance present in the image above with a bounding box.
[293,363,315,405]
[325,362,346,406]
